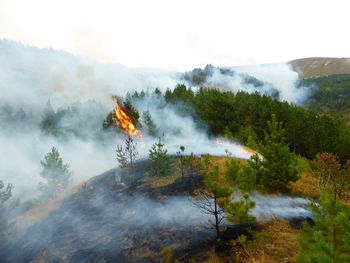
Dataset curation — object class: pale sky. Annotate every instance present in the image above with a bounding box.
[0,0,349,70]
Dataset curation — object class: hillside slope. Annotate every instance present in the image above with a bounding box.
[289,57,350,79]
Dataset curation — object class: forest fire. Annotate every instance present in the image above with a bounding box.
[114,97,142,138]
[214,139,257,157]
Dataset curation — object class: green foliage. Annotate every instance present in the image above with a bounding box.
[227,116,298,193]
[162,85,350,162]
[231,231,267,258]
[250,115,298,193]
[102,111,116,130]
[40,100,65,136]
[224,193,256,225]
[38,147,72,201]
[116,145,128,168]
[116,135,139,169]
[301,74,350,112]
[148,137,173,177]
[123,99,140,125]
[195,163,232,238]
[246,135,260,151]
[297,196,350,263]
[142,110,159,137]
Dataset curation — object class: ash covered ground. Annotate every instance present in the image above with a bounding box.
[2,160,312,263]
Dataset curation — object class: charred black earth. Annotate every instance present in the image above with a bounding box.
[3,161,312,263]
[3,162,218,263]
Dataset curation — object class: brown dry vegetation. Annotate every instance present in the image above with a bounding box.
[182,219,299,263]
[289,57,350,79]
[290,172,320,200]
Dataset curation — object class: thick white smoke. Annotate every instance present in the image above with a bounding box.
[197,64,309,104]
[0,39,307,200]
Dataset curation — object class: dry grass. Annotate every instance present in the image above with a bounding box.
[190,219,299,263]
[143,172,182,188]
[234,219,299,263]
[290,172,320,200]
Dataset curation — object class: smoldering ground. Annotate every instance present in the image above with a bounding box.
[4,167,311,263]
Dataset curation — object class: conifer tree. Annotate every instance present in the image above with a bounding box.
[123,99,140,125]
[142,110,159,137]
[194,162,232,238]
[298,196,350,263]
[116,135,139,169]
[38,147,72,200]
[148,137,172,176]
[247,114,298,193]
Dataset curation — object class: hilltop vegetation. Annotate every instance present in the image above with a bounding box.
[121,85,350,163]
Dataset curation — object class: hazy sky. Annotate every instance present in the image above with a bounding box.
[1,0,349,70]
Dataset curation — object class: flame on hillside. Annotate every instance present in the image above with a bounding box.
[114,97,142,138]
[214,139,259,157]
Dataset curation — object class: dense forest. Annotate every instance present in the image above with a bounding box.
[120,84,350,163]
[300,74,350,112]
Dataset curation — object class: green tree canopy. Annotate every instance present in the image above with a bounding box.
[38,147,72,200]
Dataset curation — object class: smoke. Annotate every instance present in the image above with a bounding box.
[9,184,311,262]
[0,39,309,202]
[0,39,254,200]
[234,63,310,103]
[193,63,310,104]
[250,193,312,220]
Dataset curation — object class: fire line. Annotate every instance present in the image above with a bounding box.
[113,97,142,138]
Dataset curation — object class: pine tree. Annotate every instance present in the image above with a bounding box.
[148,137,172,176]
[38,147,72,200]
[224,193,256,225]
[142,110,159,137]
[116,145,128,168]
[248,114,298,193]
[40,100,62,136]
[194,162,232,238]
[298,196,350,263]
[123,99,140,125]
[116,135,139,169]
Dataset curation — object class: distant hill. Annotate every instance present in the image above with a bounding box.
[289,57,350,79]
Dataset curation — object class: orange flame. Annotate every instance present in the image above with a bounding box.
[214,138,259,156]
[114,97,142,138]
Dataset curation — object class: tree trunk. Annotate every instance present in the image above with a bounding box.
[214,195,220,238]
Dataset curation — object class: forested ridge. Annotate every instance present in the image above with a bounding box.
[125,84,350,162]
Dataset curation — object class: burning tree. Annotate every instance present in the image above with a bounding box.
[113,97,142,137]
[38,147,72,201]
[103,97,141,137]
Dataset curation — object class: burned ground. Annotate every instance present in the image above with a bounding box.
[3,161,312,263]
[4,165,214,263]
